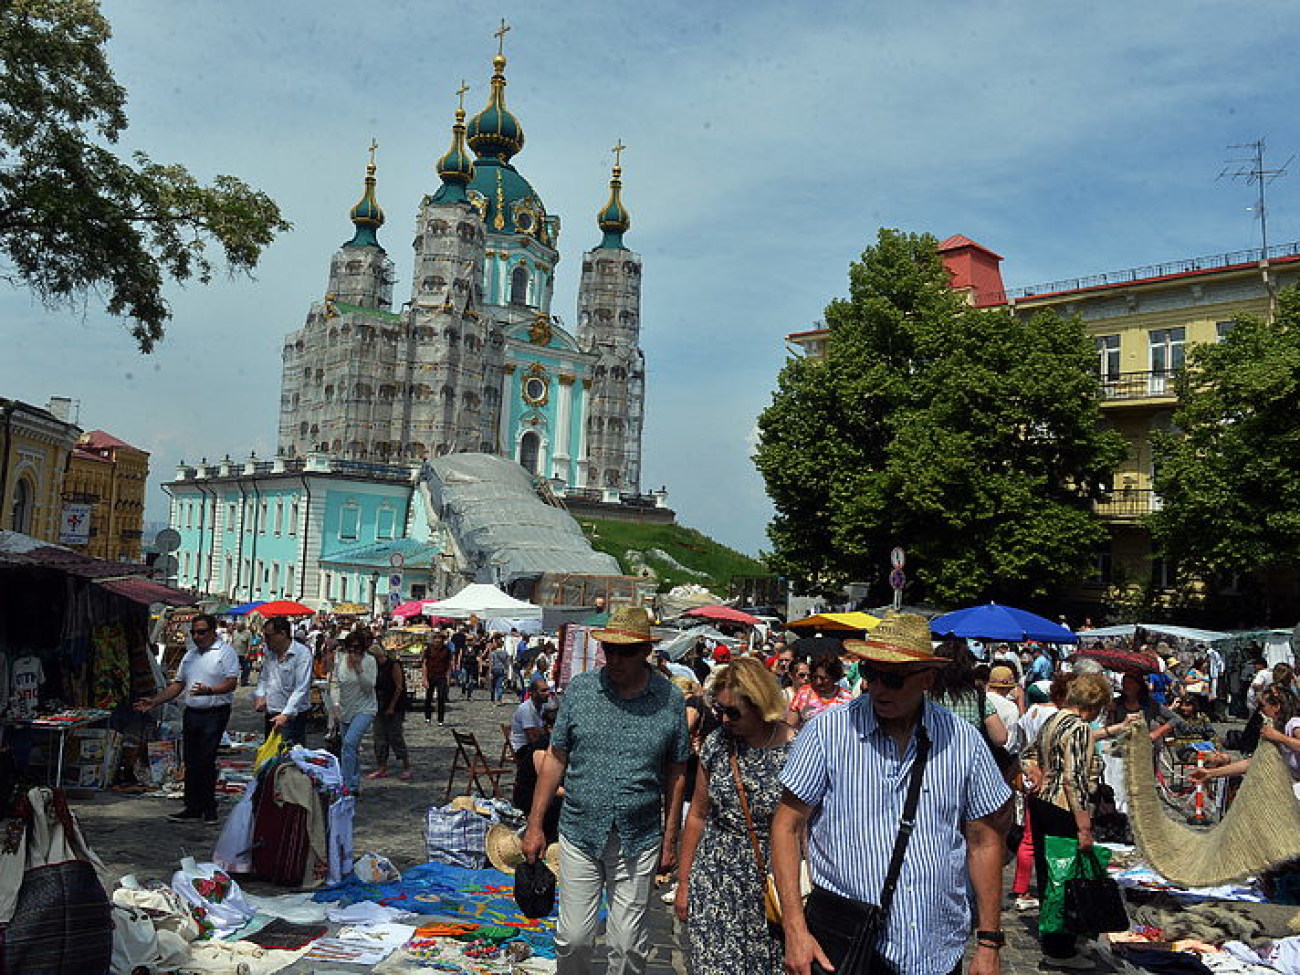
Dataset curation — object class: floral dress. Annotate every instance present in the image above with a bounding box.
[687,727,791,975]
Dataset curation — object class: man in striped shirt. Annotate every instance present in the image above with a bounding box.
[772,614,1012,975]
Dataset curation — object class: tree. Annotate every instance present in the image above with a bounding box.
[1150,288,1300,585]
[0,0,290,352]
[754,229,1126,605]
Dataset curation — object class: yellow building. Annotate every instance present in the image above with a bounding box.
[65,431,150,562]
[0,398,81,542]
[783,238,1300,610]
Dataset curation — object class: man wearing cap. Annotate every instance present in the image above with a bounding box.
[984,665,1023,736]
[522,606,690,975]
[771,614,1013,975]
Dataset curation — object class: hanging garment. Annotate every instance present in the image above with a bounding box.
[326,795,356,886]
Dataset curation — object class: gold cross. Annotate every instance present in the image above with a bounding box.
[494,18,511,55]
[368,138,378,167]
[612,140,626,168]
[456,80,469,111]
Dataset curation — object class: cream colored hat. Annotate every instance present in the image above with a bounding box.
[843,614,948,668]
[485,823,560,876]
[591,606,660,645]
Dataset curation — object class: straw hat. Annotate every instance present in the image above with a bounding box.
[842,614,948,668]
[591,606,660,645]
[988,665,1017,690]
[485,823,560,876]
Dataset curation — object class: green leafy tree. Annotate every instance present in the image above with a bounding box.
[755,229,1126,604]
[0,0,290,351]
[1151,288,1300,584]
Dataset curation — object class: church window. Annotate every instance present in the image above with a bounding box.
[332,439,342,453]
[429,219,449,236]
[609,418,624,434]
[302,366,311,378]
[341,324,352,336]
[339,501,360,540]
[274,500,284,534]
[346,260,362,273]
[324,385,334,401]
[598,260,614,273]
[289,502,299,536]
[623,262,637,274]
[379,385,394,400]
[604,469,621,488]
[457,222,477,241]
[286,564,295,595]
[510,266,530,306]
[299,421,308,436]
[10,477,32,533]
[612,367,626,380]
[292,393,299,408]
[441,386,455,402]
[519,431,541,474]
[328,328,338,346]
[582,262,593,273]
[349,440,364,456]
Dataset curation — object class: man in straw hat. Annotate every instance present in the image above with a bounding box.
[771,614,1012,975]
[522,605,690,975]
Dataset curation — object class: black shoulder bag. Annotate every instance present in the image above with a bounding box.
[804,725,930,975]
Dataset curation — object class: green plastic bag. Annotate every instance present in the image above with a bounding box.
[1041,835,1112,935]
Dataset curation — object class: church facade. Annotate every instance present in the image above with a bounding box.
[276,45,647,494]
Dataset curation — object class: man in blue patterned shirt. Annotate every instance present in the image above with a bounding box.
[523,606,689,975]
[772,614,1012,975]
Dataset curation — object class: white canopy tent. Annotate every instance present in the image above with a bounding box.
[422,583,542,620]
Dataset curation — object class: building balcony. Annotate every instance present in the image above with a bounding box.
[1095,487,1161,521]
[1099,370,1180,405]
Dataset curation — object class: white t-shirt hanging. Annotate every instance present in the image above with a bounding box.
[11,655,44,720]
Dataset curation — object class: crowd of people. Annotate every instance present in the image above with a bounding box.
[137,605,1300,975]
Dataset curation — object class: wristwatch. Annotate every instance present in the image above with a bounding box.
[975,930,1005,947]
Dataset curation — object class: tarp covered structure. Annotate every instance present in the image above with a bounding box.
[787,611,882,631]
[418,454,620,588]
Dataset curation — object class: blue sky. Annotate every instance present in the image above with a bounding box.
[3,1,1300,556]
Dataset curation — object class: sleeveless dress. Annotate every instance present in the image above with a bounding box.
[686,727,791,975]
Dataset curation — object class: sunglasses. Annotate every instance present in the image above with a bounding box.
[860,667,912,690]
[604,645,644,658]
[712,702,743,721]
[190,627,211,635]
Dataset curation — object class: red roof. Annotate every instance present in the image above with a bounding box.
[72,447,111,463]
[95,577,195,606]
[80,430,143,452]
[938,234,1003,260]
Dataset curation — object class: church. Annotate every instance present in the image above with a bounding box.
[276,37,647,493]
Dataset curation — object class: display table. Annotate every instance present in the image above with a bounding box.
[9,709,114,787]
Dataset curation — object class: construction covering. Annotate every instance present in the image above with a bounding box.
[420,454,621,588]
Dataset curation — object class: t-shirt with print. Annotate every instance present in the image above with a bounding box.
[11,655,44,719]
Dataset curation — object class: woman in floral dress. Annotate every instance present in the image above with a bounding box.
[676,657,793,975]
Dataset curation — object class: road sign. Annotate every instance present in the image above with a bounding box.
[890,546,906,569]
[389,553,405,569]
[388,591,402,607]
[155,528,182,552]
[154,554,178,576]
[389,573,403,589]
[888,567,906,591]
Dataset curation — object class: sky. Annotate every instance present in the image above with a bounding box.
[4,0,1300,557]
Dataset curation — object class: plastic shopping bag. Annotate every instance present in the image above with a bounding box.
[254,729,283,771]
[1041,835,1111,935]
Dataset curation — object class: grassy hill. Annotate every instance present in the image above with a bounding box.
[580,518,770,594]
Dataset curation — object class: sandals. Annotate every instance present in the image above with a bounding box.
[365,770,388,780]
[399,770,413,781]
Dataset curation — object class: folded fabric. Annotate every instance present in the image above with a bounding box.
[242,917,328,950]
[325,900,414,924]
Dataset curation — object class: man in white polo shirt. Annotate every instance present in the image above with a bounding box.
[135,613,240,825]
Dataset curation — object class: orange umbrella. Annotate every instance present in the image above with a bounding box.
[254,599,315,617]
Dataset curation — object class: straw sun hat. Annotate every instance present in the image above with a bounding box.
[842,614,948,668]
[591,606,660,645]
[486,823,560,876]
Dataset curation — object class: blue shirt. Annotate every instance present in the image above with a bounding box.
[1029,652,1054,683]
[551,667,690,857]
[781,697,1011,975]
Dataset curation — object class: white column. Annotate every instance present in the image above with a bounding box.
[575,381,590,487]
[553,378,573,480]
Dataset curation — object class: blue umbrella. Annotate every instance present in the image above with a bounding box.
[929,603,1077,644]
[225,599,267,616]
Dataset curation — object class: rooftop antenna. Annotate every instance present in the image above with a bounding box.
[1219,138,1292,261]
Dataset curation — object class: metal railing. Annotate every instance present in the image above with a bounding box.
[1095,488,1161,520]
[1099,370,1180,401]
[990,239,1300,303]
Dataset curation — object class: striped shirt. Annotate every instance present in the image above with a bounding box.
[1022,710,1097,814]
[781,696,1011,975]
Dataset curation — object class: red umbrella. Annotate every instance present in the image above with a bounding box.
[1070,646,1161,675]
[254,599,315,617]
[683,605,761,626]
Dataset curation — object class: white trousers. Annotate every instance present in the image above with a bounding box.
[556,831,659,975]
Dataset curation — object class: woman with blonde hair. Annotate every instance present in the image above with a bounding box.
[1023,671,1128,970]
[675,656,793,975]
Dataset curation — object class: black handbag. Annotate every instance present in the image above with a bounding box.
[1063,848,1129,934]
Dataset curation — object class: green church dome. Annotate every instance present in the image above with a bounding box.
[467,55,524,162]
[435,106,475,202]
[344,147,385,249]
[596,154,631,250]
